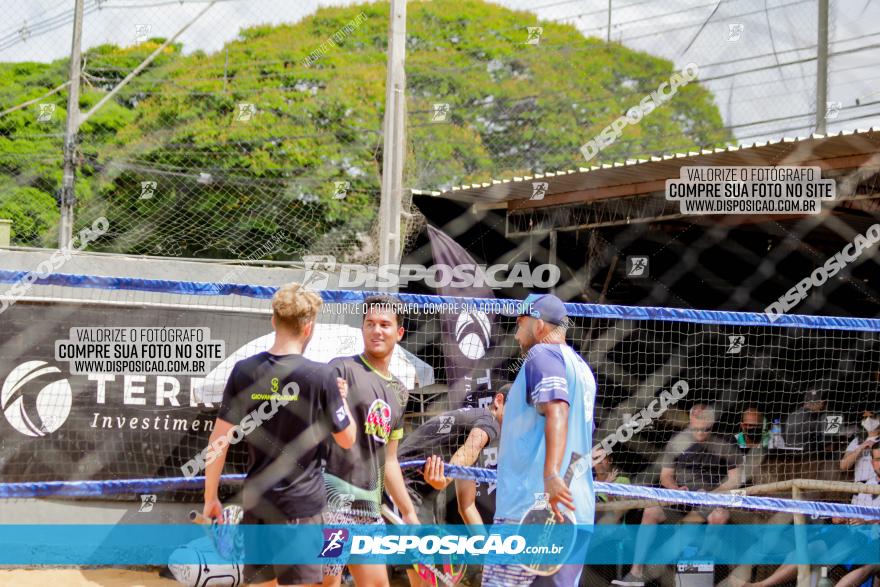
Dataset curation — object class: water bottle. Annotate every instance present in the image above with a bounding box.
[816,566,834,587]
[769,419,785,448]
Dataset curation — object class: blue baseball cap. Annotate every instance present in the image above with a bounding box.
[512,293,568,326]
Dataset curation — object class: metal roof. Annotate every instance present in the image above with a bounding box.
[413,128,880,207]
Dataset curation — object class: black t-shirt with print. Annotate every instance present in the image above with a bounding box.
[218,352,350,519]
[398,407,500,497]
[323,354,408,517]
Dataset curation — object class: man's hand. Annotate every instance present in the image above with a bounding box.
[544,474,575,522]
[423,455,448,491]
[203,498,222,522]
[403,511,420,525]
[337,377,348,400]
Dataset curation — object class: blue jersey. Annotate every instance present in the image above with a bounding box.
[496,343,596,523]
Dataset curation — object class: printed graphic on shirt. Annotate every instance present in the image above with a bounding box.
[365,398,393,444]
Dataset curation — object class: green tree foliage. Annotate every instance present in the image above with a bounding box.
[0,1,730,258]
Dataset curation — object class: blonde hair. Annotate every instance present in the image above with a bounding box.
[272,282,322,334]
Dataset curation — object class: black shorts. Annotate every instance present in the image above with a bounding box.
[390,482,440,575]
[243,509,323,585]
[408,481,440,525]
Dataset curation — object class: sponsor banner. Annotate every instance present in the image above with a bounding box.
[0,302,273,482]
[426,225,504,518]
[2,525,880,565]
[426,225,498,408]
[0,300,439,484]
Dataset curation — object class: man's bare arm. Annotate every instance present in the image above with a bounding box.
[384,438,419,524]
[659,466,684,490]
[203,418,234,519]
[714,467,742,492]
[331,378,356,449]
[424,428,490,491]
[543,400,574,521]
[455,479,484,526]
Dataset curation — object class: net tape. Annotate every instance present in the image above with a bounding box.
[4,268,880,331]
[4,270,880,518]
[2,463,880,521]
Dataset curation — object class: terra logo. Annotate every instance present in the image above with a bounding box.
[455,310,491,360]
[1,361,72,437]
[320,528,349,558]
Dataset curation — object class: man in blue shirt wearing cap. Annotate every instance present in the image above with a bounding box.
[482,293,597,587]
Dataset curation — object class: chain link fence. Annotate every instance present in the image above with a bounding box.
[2,0,878,267]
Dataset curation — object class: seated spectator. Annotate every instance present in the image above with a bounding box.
[735,407,769,450]
[783,388,828,450]
[851,444,880,507]
[593,446,632,524]
[736,406,770,487]
[730,513,880,587]
[613,405,743,587]
[840,409,880,503]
